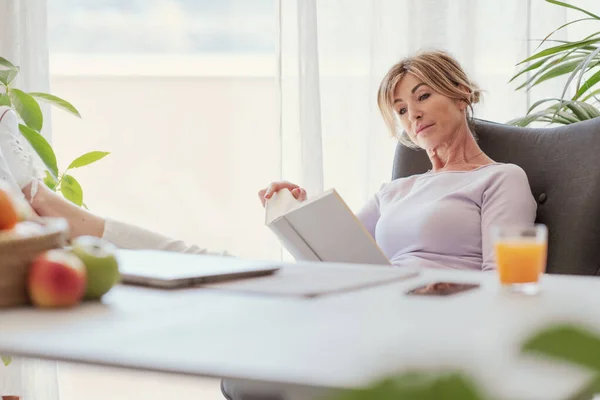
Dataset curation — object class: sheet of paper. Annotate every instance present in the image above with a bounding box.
[202,263,419,298]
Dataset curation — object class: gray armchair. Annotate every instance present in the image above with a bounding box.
[392,118,600,275]
[222,118,600,400]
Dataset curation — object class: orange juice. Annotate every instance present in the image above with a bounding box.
[495,240,547,284]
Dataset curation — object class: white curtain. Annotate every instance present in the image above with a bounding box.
[278,0,598,211]
[0,1,58,399]
[1,0,599,398]
[0,0,52,138]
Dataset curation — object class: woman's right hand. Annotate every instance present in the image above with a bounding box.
[258,181,307,207]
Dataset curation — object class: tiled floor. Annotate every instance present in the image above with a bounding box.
[58,362,224,400]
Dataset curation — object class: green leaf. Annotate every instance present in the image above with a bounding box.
[0,67,19,86]
[534,17,598,53]
[529,58,593,88]
[18,124,58,177]
[67,151,110,170]
[29,92,81,118]
[0,57,16,69]
[508,110,553,127]
[558,51,600,103]
[546,100,600,120]
[43,170,57,191]
[10,89,43,131]
[517,38,600,65]
[573,47,600,97]
[60,174,83,206]
[545,0,600,20]
[513,53,584,91]
[527,97,562,114]
[546,115,572,125]
[1,355,11,366]
[579,102,600,118]
[538,102,574,124]
[552,113,577,124]
[562,102,590,120]
[573,67,600,101]
[507,99,593,126]
[509,55,554,84]
[564,47,600,98]
[578,31,600,43]
[513,55,569,89]
[0,94,11,107]
[550,109,580,123]
[580,88,600,102]
[542,38,600,51]
[0,57,19,86]
[523,324,600,372]
[333,372,484,400]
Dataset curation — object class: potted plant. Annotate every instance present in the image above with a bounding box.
[509,0,600,126]
[0,56,109,207]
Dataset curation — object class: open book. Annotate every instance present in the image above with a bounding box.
[265,188,391,266]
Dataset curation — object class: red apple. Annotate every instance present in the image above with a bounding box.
[27,249,87,308]
[0,184,18,230]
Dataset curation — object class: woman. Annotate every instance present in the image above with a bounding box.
[260,50,536,271]
[2,51,536,270]
[0,50,537,400]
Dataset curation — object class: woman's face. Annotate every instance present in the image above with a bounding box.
[392,73,467,150]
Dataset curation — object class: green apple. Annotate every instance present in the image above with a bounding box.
[71,236,120,300]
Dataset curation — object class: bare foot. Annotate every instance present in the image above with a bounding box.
[22,181,105,239]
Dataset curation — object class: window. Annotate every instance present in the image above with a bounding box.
[48,0,281,261]
[49,2,279,399]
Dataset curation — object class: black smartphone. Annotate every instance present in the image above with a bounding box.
[405,281,480,297]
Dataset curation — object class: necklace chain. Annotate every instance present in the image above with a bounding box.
[426,151,486,173]
[443,150,484,167]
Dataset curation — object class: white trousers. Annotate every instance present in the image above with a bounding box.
[102,218,229,256]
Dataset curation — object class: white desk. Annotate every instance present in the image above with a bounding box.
[0,256,599,400]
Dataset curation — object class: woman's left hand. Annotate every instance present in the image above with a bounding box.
[258,180,307,207]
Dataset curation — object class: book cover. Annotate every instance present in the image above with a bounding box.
[265,189,391,266]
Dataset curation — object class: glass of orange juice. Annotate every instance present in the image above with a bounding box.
[492,224,548,295]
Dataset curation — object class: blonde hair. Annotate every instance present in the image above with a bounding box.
[377,50,481,148]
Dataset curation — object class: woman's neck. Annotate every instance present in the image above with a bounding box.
[426,127,492,172]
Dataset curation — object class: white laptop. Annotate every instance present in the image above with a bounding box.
[117,250,281,289]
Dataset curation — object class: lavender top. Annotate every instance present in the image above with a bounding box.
[356,163,537,270]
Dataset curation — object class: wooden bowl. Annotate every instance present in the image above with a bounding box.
[0,218,69,307]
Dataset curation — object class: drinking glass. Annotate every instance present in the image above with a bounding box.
[492,224,548,295]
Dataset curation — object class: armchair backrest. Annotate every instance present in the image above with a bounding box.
[392,118,600,275]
